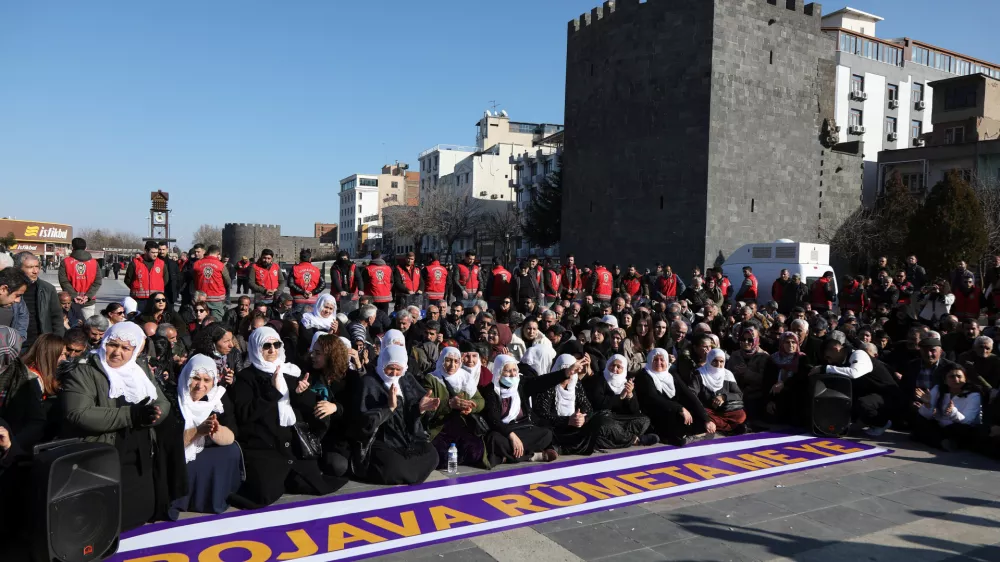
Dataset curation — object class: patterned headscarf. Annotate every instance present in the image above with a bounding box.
[0,326,23,373]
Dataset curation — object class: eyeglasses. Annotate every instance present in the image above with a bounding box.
[110,310,124,316]
[740,338,755,343]
[153,298,167,303]
[262,341,283,351]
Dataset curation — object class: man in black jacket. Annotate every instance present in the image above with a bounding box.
[904,255,927,289]
[14,252,64,348]
[901,334,957,423]
[510,261,540,313]
[158,241,181,307]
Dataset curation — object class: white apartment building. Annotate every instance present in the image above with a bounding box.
[512,130,563,259]
[822,6,1000,203]
[338,174,380,255]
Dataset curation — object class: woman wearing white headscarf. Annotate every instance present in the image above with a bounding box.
[419,347,490,468]
[297,294,338,358]
[635,348,711,446]
[355,345,441,484]
[60,321,172,530]
[171,354,242,516]
[582,353,657,446]
[481,354,578,467]
[227,326,346,508]
[691,348,747,435]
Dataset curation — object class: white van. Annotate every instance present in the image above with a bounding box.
[722,239,838,304]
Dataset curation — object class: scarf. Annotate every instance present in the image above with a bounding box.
[376,345,408,397]
[300,294,337,331]
[521,343,555,375]
[0,326,26,406]
[178,355,226,463]
[461,350,483,384]
[698,348,735,393]
[309,331,329,353]
[492,354,521,424]
[771,332,803,382]
[382,329,406,349]
[604,354,628,394]
[98,322,158,404]
[551,354,578,416]
[433,347,478,397]
[740,327,761,357]
[644,348,676,398]
[248,327,299,426]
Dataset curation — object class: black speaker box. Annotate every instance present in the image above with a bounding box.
[812,374,853,437]
[32,440,121,562]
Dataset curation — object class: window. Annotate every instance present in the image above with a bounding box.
[543,160,552,175]
[887,84,898,101]
[885,116,897,134]
[944,85,976,110]
[465,173,469,183]
[530,163,538,177]
[851,74,864,94]
[434,155,439,169]
[849,109,863,127]
[359,178,378,187]
[900,173,924,193]
[911,120,923,140]
[912,83,924,103]
[456,175,461,186]
[944,126,965,144]
[391,181,398,188]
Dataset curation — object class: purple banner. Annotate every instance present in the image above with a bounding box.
[112,433,889,562]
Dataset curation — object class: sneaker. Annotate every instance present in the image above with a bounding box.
[542,448,559,462]
[638,434,660,446]
[863,420,892,437]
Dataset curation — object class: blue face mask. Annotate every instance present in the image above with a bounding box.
[498,376,517,389]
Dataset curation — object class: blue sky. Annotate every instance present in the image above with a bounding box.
[2,0,998,249]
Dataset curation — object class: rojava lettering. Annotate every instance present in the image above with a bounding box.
[113,434,888,562]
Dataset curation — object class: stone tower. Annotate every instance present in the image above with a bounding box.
[561,0,862,271]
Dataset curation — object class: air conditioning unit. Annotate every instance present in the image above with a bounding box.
[913,138,925,147]
[887,132,898,141]
[850,90,868,101]
[888,99,899,109]
[848,125,866,135]
[916,100,926,110]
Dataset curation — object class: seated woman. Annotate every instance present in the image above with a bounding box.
[762,332,813,427]
[185,303,211,336]
[298,294,338,358]
[728,326,770,418]
[423,347,488,468]
[102,302,128,325]
[191,323,243,384]
[481,355,575,466]
[635,348,711,446]
[354,345,440,485]
[307,334,360,477]
[459,340,493,387]
[0,327,45,460]
[692,349,748,435]
[59,322,172,531]
[172,355,241,516]
[913,364,982,451]
[20,333,67,442]
[228,327,345,508]
[137,291,189,342]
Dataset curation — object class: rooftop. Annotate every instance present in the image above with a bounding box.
[822,6,883,22]
[417,144,478,159]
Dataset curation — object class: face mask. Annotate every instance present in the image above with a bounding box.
[498,376,518,389]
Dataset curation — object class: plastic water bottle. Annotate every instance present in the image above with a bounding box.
[447,443,458,474]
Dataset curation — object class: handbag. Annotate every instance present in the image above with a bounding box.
[721,399,745,413]
[292,421,323,460]
[467,413,491,437]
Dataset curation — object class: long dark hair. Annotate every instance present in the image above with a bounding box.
[192,323,232,358]
[935,365,978,414]
[628,310,656,353]
[141,291,168,316]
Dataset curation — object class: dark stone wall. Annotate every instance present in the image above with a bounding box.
[222,224,281,263]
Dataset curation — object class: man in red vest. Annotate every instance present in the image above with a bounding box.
[452,250,484,306]
[236,255,252,294]
[485,261,512,310]
[561,254,582,299]
[423,253,449,304]
[363,250,394,312]
[59,237,103,318]
[249,249,285,305]
[617,264,643,301]
[289,248,326,313]
[589,261,614,303]
[393,251,424,311]
[332,250,362,315]
[124,240,168,310]
[655,266,686,304]
[735,266,759,305]
[542,258,561,306]
[809,271,835,313]
[192,245,231,320]
[952,273,984,322]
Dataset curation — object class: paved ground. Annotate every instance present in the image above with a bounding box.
[58,272,1000,562]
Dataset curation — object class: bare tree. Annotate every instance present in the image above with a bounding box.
[481,205,521,266]
[386,204,436,257]
[434,191,483,262]
[191,224,223,248]
[77,228,145,251]
[819,205,887,274]
[972,172,1000,263]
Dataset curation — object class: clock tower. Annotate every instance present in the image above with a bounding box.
[145,190,175,243]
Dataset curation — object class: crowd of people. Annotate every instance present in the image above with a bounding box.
[0,238,998,539]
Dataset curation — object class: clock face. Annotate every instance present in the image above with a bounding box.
[152,212,167,225]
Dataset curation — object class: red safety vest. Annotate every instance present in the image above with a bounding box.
[533,266,543,287]
[545,269,562,297]
[620,276,642,298]
[193,256,228,302]
[457,263,480,292]
[253,263,280,292]
[176,257,188,272]
[236,260,252,278]
[338,263,358,294]
[594,267,613,301]
[291,262,322,304]
[952,287,982,320]
[771,279,785,303]
[62,257,98,296]
[810,277,833,309]
[396,265,421,294]
[719,277,732,299]
[743,273,759,300]
[489,266,512,300]
[365,263,393,303]
[840,281,865,312]
[561,265,581,292]
[130,256,165,299]
[424,261,448,299]
[580,271,592,294]
[898,281,914,305]
[656,275,680,299]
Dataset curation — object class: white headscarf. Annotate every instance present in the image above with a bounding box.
[178,355,226,463]
[491,354,521,424]
[339,336,351,350]
[551,354,579,417]
[601,315,619,328]
[248,327,300,427]
[522,344,555,375]
[645,348,675,398]
[698,348,735,393]
[433,347,478,397]
[308,331,329,353]
[377,345,408,397]
[461,348,482,383]
[604,354,628,395]
[98,322,158,404]
[301,294,337,331]
[382,329,406,349]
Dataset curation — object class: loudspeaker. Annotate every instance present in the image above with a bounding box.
[32,440,121,562]
[812,374,853,437]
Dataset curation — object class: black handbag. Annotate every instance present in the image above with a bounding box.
[721,399,745,413]
[467,413,491,437]
[292,422,323,460]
